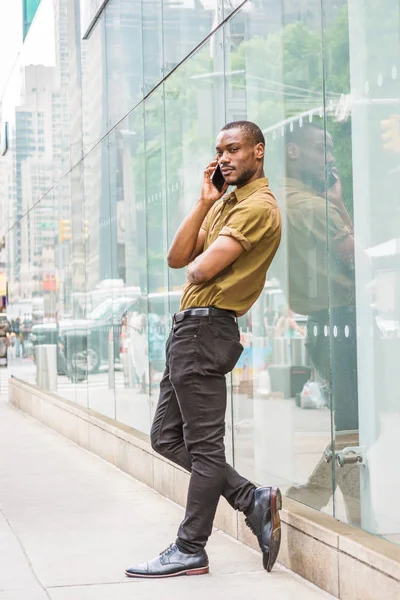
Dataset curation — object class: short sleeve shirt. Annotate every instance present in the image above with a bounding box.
[283,178,355,314]
[180,178,281,316]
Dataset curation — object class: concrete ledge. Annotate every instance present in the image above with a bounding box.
[9,377,400,599]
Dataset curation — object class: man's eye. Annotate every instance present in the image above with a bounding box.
[230,148,238,152]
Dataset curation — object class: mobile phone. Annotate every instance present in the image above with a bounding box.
[211,163,226,193]
[327,168,338,188]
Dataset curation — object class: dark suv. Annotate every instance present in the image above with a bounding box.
[31,296,139,376]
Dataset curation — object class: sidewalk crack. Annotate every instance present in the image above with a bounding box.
[0,507,51,599]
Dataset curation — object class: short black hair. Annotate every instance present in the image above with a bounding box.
[221,120,265,146]
[284,120,324,146]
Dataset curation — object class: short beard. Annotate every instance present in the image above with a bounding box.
[232,168,257,188]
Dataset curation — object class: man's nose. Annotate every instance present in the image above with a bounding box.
[220,152,231,164]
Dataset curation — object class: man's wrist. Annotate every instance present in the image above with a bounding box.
[197,197,214,211]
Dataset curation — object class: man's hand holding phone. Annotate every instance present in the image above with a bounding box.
[327,167,343,207]
[200,159,228,207]
[327,167,354,234]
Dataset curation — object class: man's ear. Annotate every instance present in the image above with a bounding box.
[255,142,265,160]
[287,143,300,160]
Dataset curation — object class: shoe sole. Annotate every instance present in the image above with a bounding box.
[263,487,282,572]
[125,566,209,579]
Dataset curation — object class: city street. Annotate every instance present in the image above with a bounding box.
[0,396,337,600]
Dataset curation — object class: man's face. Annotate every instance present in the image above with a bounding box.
[215,128,264,188]
[295,127,335,189]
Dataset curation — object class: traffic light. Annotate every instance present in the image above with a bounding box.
[59,219,71,243]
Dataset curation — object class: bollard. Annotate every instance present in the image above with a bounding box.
[273,336,291,364]
[36,344,57,391]
[290,336,310,366]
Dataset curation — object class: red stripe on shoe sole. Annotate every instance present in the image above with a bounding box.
[125,565,209,579]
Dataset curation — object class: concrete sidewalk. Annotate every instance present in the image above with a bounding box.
[0,398,336,600]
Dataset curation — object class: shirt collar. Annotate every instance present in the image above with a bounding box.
[282,177,309,192]
[281,177,325,203]
[222,177,269,204]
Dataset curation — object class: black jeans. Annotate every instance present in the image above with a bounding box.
[150,314,256,554]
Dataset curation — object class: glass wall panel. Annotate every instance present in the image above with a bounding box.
[225,0,334,515]
[142,0,163,94]
[81,11,108,155]
[53,175,82,407]
[83,140,116,419]
[114,108,151,433]
[320,1,359,528]
[143,87,169,420]
[61,161,89,407]
[104,0,143,127]
[162,0,248,79]
[162,0,219,78]
[324,0,400,544]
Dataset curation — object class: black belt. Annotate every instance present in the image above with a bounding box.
[174,307,236,323]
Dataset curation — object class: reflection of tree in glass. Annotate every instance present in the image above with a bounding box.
[128,2,400,272]
[132,48,217,290]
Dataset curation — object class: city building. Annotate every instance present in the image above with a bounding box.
[23,0,42,39]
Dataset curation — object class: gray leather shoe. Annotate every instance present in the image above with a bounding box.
[245,487,282,572]
[125,543,209,578]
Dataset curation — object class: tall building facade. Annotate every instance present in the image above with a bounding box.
[23,0,42,38]
[1,0,400,560]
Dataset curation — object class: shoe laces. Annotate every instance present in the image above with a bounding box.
[160,544,176,559]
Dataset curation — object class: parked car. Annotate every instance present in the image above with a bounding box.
[30,295,140,377]
[61,296,140,376]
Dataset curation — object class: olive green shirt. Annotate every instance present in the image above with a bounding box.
[283,178,355,314]
[180,177,281,316]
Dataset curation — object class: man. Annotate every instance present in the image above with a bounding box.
[0,315,8,367]
[125,121,282,578]
[14,317,21,358]
[281,122,361,524]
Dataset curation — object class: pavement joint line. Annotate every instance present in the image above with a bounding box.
[46,581,145,589]
[0,506,52,599]
[44,569,268,589]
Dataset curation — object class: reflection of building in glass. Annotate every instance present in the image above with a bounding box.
[11,66,55,301]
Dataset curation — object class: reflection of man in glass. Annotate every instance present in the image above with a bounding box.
[126,121,282,578]
[0,315,8,366]
[128,297,148,393]
[282,122,360,524]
